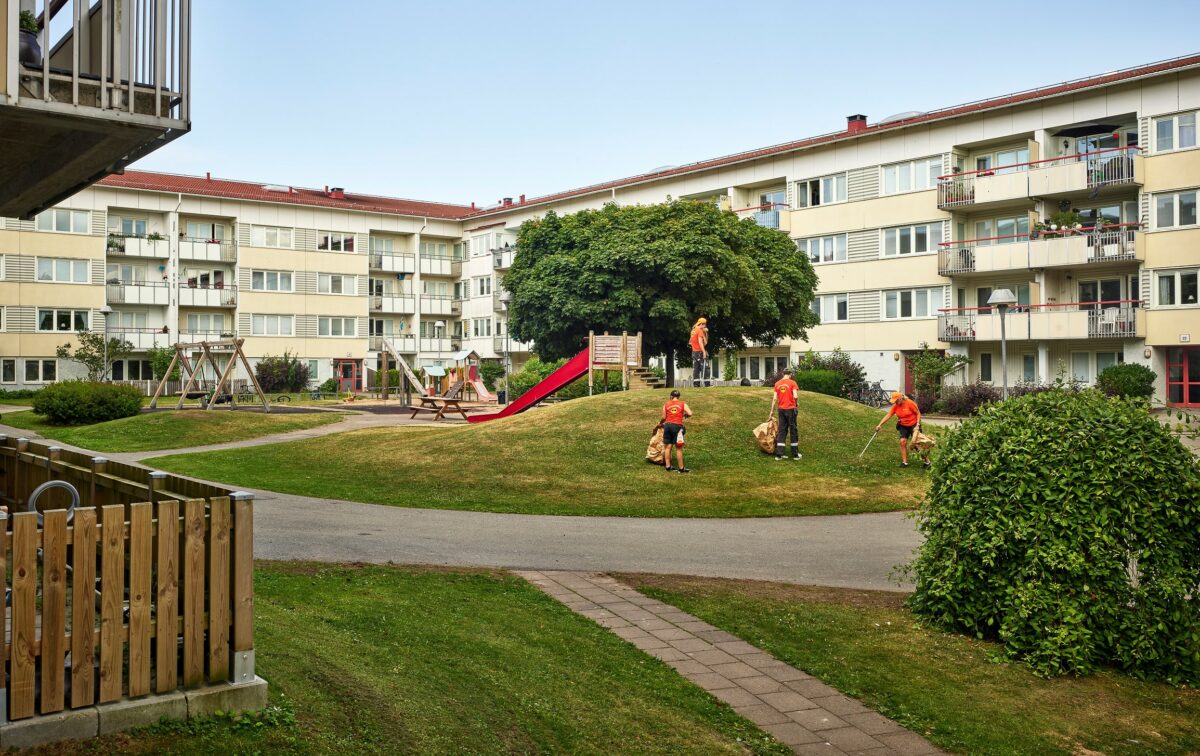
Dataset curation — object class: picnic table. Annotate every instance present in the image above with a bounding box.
[409,395,469,421]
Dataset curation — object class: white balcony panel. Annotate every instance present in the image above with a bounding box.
[179,240,237,262]
[107,237,169,258]
[421,295,454,316]
[106,283,169,306]
[179,286,238,307]
[420,338,452,353]
[420,257,452,276]
[109,330,172,350]
[374,295,415,314]
[376,254,417,274]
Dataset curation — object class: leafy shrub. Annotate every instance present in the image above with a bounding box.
[1096,363,1155,399]
[938,381,1000,415]
[0,388,42,402]
[722,352,737,382]
[479,362,506,391]
[1009,381,1053,398]
[254,351,310,393]
[792,369,843,397]
[794,348,866,398]
[146,345,180,381]
[319,378,338,393]
[907,349,971,411]
[31,380,142,425]
[910,389,1200,683]
[508,357,616,402]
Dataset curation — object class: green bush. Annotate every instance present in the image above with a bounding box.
[319,378,338,394]
[792,349,866,398]
[1096,363,1155,399]
[792,369,843,397]
[909,389,1200,683]
[507,357,617,402]
[0,388,42,402]
[254,351,311,393]
[479,362,506,391]
[31,380,143,425]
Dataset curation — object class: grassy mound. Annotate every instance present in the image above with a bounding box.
[149,388,928,517]
[0,409,344,453]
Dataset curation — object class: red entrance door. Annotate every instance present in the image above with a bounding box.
[336,360,360,393]
[1166,347,1200,406]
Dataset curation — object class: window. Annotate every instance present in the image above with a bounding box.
[474,276,493,296]
[812,294,849,323]
[472,235,491,257]
[1071,352,1091,383]
[106,263,146,284]
[318,273,350,294]
[108,216,148,237]
[1096,352,1122,376]
[883,223,941,256]
[251,225,293,248]
[973,215,1030,243]
[251,314,294,336]
[318,317,356,337]
[185,221,226,241]
[1022,354,1036,382]
[308,360,319,380]
[1154,111,1198,152]
[24,359,57,383]
[1156,269,1199,307]
[453,281,467,300]
[420,241,450,257]
[883,287,943,319]
[970,146,1030,174]
[38,309,89,332]
[113,360,153,381]
[36,257,89,283]
[794,173,847,208]
[1153,190,1198,229]
[472,318,493,337]
[882,157,942,194]
[797,234,847,264]
[749,358,761,380]
[36,209,89,234]
[317,231,355,252]
[979,353,993,383]
[423,280,450,296]
[1,358,15,383]
[186,313,226,332]
[112,310,148,329]
[251,270,294,292]
[372,237,395,253]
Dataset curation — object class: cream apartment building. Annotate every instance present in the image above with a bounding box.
[2,54,1199,404]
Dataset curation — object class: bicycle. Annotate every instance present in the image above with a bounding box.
[852,381,891,408]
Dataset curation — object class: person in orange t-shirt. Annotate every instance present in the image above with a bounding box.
[875,392,930,468]
[772,368,801,461]
[688,318,709,386]
[661,389,693,473]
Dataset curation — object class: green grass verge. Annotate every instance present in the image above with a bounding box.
[147,388,928,517]
[0,410,345,453]
[43,564,785,755]
[623,574,1200,755]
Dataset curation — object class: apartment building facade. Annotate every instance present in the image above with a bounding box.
[2,55,1199,403]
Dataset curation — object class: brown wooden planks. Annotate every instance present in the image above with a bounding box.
[40,510,68,713]
[71,507,98,707]
[128,502,153,697]
[155,499,180,694]
[207,497,231,682]
[233,498,254,653]
[10,513,38,719]
[99,504,126,703]
[182,499,206,688]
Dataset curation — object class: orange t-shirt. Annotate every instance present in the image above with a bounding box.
[888,398,921,427]
[688,327,706,351]
[663,399,688,425]
[773,377,799,410]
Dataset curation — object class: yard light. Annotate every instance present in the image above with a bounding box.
[987,288,1019,399]
[100,305,114,382]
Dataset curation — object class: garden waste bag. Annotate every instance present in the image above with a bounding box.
[753,400,777,454]
[645,425,666,464]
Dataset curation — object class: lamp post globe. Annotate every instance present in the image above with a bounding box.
[987,288,1019,399]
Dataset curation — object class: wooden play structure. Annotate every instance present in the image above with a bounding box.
[148,338,270,412]
[587,331,642,394]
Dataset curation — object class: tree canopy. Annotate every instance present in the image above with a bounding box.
[503,200,819,368]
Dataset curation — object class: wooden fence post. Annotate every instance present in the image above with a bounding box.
[72,507,98,708]
[231,491,256,684]
[90,456,108,508]
[155,499,180,694]
[41,509,68,713]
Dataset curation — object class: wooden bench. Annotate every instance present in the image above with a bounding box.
[409,380,467,421]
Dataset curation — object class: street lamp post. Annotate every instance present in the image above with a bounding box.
[99,305,114,382]
[499,292,512,405]
[987,288,1018,399]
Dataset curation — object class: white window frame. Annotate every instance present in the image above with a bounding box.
[882,223,942,257]
[1152,190,1198,230]
[35,209,89,234]
[797,234,847,264]
[37,309,90,332]
[1154,268,1200,308]
[812,294,849,323]
[1153,110,1198,153]
[1070,351,1092,384]
[474,276,493,297]
[250,314,294,336]
[23,359,58,383]
[251,270,294,292]
[882,287,943,320]
[1,358,16,383]
[420,241,450,258]
[318,273,350,295]
[1021,353,1036,383]
[186,313,226,333]
[794,173,848,208]
[250,225,294,249]
[317,231,355,253]
[881,157,942,195]
[318,317,357,337]
[36,257,89,283]
[185,221,226,242]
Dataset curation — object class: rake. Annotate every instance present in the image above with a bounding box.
[858,428,881,458]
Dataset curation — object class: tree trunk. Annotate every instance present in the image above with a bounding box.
[665,346,675,388]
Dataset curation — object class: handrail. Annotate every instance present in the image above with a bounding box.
[939,222,1140,246]
[939,145,1140,180]
[181,282,237,291]
[182,237,233,244]
[939,299,1142,314]
[108,326,170,333]
[733,202,789,213]
[107,279,169,287]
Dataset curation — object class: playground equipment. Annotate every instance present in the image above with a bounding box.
[467,332,643,424]
[148,338,270,412]
[377,338,428,404]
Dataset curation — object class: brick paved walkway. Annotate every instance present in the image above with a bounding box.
[519,570,944,755]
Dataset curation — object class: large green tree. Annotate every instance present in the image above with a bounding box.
[504,200,819,379]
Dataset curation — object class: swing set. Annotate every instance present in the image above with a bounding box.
[148,338,271,412]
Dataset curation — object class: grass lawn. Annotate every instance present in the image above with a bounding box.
[147,388,929,517]
[42,564,785,755]
[624,574,1200,756]
[0,409,345,453]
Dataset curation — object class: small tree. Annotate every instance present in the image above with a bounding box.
[479,362,506,391]
[254,351,310,393]
[1096,363,1155,399]
[146,345,180,381]
[722,350,737,382]
[56,330,133,381]
[907,349,970,411]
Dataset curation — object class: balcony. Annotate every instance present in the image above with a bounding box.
[420,255,452,276]
[451,297,463,316]
[939,302,1144,342]
[106,234,168,258]
[370,294,415,314]
[178,284,237,308]
[370,252,416,274]
[106,280,168,306]
[493,248,515,270]
[421,294,454,316]
[108,327,171,350]
[735,203,787,230]
[938,225,1141,276]
[1,0,192,218]
[937,147,1142,210]
[178,329,234,343]
[420,337,452,354]
[179,238,236,262]
[493,336,533,354]
[369,334,416,353]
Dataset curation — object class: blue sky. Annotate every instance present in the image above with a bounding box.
[135,0,1200,207]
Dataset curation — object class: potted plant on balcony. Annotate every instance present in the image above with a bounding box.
[147,232,165,242]
[19,10,41,67]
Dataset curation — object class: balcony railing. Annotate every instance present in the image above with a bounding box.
[106,279,169,305]
[178,283,237,307]
[179,238,236,262]
[493,248,515,270]
[937,224,1140,275]
[735,203,787,229]
[370,334,416,353]
[420,337,452,354]
[938,301,1142,341]
[493,336,533,354]
[370,294,415,314]
[178,329,235,342]
[369,252,416,274]
[108,326,171,350]
[106,234,169,258]
[420,255,453,276]
[937,147,1141,209]
[420,294,454,315]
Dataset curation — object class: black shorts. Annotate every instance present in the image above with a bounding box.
[662,423,685,447]
[897,422,916,440]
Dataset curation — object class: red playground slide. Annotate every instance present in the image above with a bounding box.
[467,348,589,423]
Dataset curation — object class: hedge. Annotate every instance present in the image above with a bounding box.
[30,381,143,425]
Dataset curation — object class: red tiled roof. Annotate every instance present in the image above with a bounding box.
[465,53,1200,218]
[97,171,476,220]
